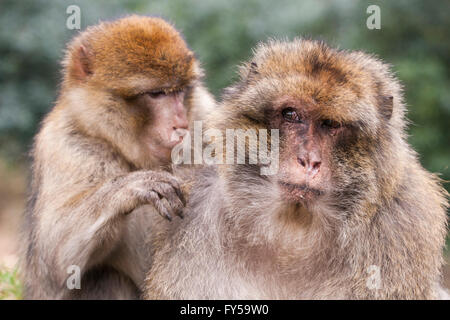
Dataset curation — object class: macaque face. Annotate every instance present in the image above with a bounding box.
[269,97,355,205]
[132,87,189,164]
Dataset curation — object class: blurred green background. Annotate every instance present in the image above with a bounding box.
[0,0,448,297]
[0,0,449,178]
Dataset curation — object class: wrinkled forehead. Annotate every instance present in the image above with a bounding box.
[269,75,376,123]
[243,62,381,132]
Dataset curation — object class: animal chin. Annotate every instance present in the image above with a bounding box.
[168,128,188,147]
[278,181,323,203]
[166,136,183,148]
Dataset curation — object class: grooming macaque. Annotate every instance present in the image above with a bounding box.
[20,16,215,299]
[144,39,449,299]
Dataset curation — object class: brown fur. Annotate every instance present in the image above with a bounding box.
[144,39,448,299]
[20,15,215,299]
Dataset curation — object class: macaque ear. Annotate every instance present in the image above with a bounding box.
[246,62,259,83]
[72,44,93,80]
[379,95,393,120]
[225,62,260,96]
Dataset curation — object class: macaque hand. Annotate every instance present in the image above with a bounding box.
[122,170,186,221]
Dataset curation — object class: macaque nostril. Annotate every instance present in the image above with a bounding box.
[312,161,321,171]
[298,157,306,167]
[308,161,321,178]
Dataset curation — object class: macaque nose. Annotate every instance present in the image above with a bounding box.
[173,98,189,130]
[170,112,189,144]
[174,114,188,130]
[297,155,321,178]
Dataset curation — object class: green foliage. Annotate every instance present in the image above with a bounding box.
[0,267,22,300]
[0,0,448,189]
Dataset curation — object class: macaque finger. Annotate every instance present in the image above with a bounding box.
[146,191,173,221]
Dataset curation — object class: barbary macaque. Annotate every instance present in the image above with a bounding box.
[144,39,449,299]
[20,15,215,299]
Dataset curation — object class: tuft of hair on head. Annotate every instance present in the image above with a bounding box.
[62,15,197,93]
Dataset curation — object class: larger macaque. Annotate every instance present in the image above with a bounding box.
[145,39,448,299]
[20,16,215,299]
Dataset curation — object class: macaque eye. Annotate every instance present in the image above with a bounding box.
[282,107,302,123]
[147,90,167,99]
[321,119,341,130]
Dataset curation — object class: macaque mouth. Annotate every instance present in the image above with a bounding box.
[278,181,323,202]
[169,128,189,146]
